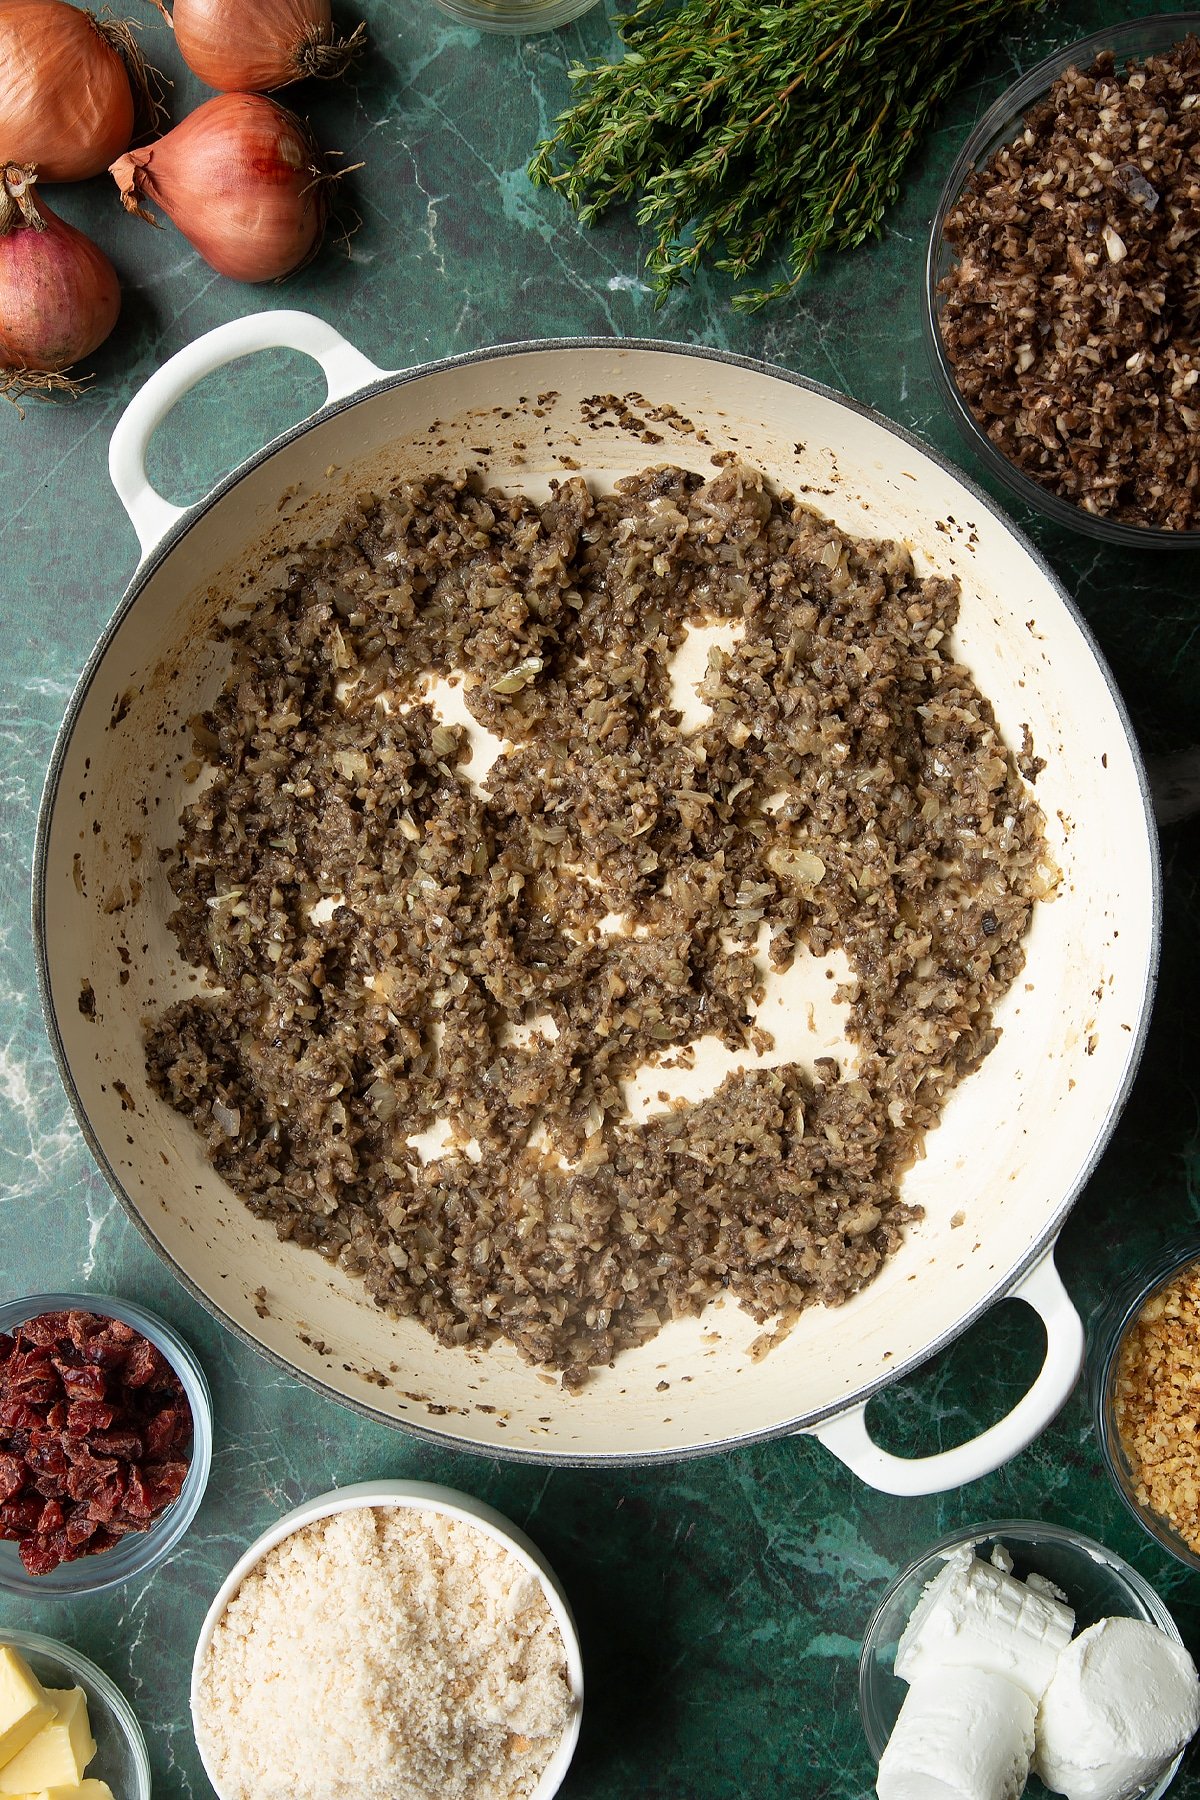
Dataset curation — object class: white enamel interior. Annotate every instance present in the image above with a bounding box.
[39,343,1156,1460]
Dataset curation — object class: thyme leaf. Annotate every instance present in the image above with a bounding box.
[528,0,1050,309]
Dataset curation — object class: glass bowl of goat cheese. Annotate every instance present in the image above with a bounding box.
[859,1519,1196,1800]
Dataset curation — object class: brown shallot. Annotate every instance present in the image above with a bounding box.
[153,0,365,92]
[0,164,121,404]
[0,1,165,182]
[110,93,335,282]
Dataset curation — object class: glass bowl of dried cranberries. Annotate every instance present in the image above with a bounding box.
[0,1294,212,1594]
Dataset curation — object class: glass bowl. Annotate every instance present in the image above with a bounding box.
[0,1627,151,1800]
[191,1480,583,1800]
[859,1519,1189,1800]
[1092,1239,1200,1573]
[428,0,600,32]
[924,13,1200,550]
[0,1292,212,1596]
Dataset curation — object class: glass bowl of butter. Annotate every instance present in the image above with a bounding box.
[859,1520,1192,1800]
[0,1628,151,1800]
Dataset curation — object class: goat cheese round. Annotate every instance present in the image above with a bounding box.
[1034,1617,1200,1800]
[895,1546,1074,1704]
[876,1667,1035,1800]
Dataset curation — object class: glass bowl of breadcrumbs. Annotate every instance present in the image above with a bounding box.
[1093,1241,1200,1571]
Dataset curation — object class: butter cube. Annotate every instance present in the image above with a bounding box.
[0,1649,53,1772]
[17,1785,114,1800]
[0,1690,95,1796]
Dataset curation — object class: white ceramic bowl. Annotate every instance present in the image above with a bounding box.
[190,1479,584,1800]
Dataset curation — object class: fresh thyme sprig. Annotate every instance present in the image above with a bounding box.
[529,0,1049,309]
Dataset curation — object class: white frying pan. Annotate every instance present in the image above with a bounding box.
[34,312,1159,1492]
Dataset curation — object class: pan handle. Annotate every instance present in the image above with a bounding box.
[108,310,387,560]
[808,1247,1084,1497]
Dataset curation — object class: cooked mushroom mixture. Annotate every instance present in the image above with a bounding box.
[146,463,1049,1385]
[938,36,1200,531]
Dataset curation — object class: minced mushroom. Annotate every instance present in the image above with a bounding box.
[937,35,1200,532]
[145,463,1048,1384]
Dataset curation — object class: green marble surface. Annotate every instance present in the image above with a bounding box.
[1,1,1199,1795]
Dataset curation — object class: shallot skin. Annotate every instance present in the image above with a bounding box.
[0,2,135,182]
[169,0,363,92]
[0,194,120,380]
[110,94,329,284]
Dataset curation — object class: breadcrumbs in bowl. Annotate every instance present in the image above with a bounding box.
[190,1480,583,1800]
[1093,1241,1200,1571]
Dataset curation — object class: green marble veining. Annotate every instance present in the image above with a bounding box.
[1,1,1199,1795]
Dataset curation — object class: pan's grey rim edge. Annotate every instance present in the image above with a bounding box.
[31,331,1164,1468]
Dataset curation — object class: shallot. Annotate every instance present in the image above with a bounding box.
[110,93,335,283]
[0,164,121,404]
[153,0,365,92]
[0,1,165,182]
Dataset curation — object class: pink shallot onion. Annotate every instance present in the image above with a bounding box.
[110,93,336,283]
[0,1,165,182]
[154,0,365,92]
[0,163,121,403]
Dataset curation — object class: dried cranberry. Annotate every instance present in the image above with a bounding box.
[66,1400,115,1435]
[65,1514,99,1548]
[90,1520,136,1547]
[56,1362,108,1402]
[26,1433,69,1471]
[64,1447,118,1492]
[0,1401,43,1433]
[0,1499,44,1538]
[18,1535,61,1576]
[11,1379,57,1409]
[1,1308,194,1574]
[86,1428,143,1459]
[20,1313,73,1348]
[0,1453,25,1504]
[83,1471,127,1523]
[122,1339,169,1389]
[145,1407,188,1456]
[5,1350,57,1385]
[144,1461,189,1508]
[122,1466,154,1521]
